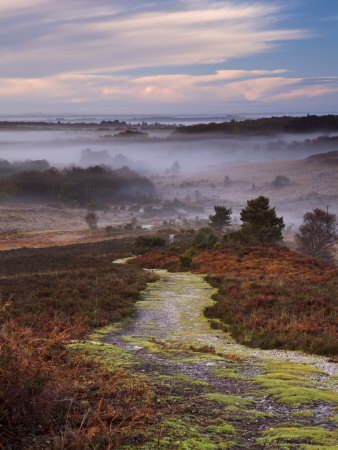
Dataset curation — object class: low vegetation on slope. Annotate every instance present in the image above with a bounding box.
[135,243,338,357]
[0,239,158,448]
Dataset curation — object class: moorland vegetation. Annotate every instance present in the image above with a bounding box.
[134,200,337,357]
[0,239,159,448]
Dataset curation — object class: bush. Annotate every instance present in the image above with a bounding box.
[85,211,98,230]
[223,230,244,245]
[105,225,114,235]
[179,249,196,268]
[272,175,290,188]
[134,235,166,248]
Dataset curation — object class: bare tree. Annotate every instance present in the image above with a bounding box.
[296,208,337,261]
[85,211,98,230]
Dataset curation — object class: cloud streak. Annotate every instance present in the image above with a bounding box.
[0,0,336,113]
[0,1,307,77]
[1,71,337,110]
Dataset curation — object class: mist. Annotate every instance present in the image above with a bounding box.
[1,124,336,174]
[0,118,337,234]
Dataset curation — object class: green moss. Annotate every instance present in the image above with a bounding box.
[165,395,182,402]
[203,393,254,407]
[89,322,125,339]
[245,409,276,419]
[175,374,210,386]
[138,321,158,326]
[112,256,136,264]
[254,375,338,406]
[257,426,338,448]
[175,354,227,363]
[260,372,306,382]
[207,424,236,435]
[122,335,166,353]
[265,361,324,376]
[212,368,247,380]
[67,340,134,369]
[177,438,219,449]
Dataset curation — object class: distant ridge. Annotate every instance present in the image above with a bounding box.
[306,150,338,165]
[176,114,338,135]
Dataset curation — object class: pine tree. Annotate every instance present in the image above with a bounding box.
[240,196,284,243]
[209,206,232,230]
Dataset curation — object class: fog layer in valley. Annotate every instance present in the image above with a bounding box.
[0,118,337,238]
[1,126,337,173]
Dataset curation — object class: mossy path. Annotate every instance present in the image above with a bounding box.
[72,266,338,449]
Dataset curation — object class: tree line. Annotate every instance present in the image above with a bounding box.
[0,165,155,205]
[209,197,337,262]
[176,114,338,135]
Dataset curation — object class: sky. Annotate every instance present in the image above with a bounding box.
[0,0,337,115]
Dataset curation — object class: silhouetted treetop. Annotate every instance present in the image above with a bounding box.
[175,115,338,135]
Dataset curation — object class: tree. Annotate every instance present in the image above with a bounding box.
[296,208,337,261]
[209,206,232,230]
[85,211,98,230]
[240,196,284,243]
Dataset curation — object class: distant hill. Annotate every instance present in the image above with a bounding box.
[306,150,338,165]
[175,114,338,135]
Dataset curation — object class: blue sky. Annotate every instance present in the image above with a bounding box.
[0,0,337,114]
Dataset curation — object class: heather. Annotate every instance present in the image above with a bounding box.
[134,243,338,357]
[0,239,157,448]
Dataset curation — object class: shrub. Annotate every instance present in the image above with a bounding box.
[85,211,98,230]
[272,175,290,188]
[134,235,166,248]
[179,249,195,268]
[223,230,244,245]
[105,225,114,235]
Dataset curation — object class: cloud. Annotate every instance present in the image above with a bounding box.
[1,1,335,113]
[1,71,337,111]
[0,0,47,14]
[0,1,308,78]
